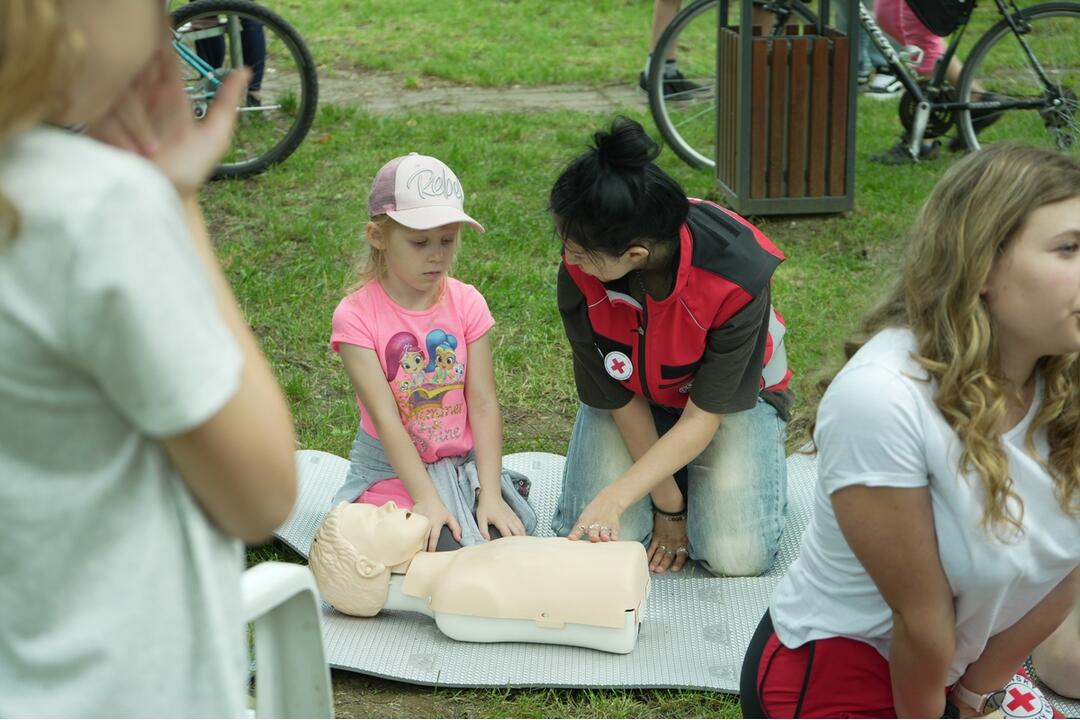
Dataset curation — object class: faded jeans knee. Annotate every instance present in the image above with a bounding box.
[551,404,653,541]
[686,399,788,577]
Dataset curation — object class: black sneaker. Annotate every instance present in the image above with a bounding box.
[870,138,941,165]
[638,70,708,100]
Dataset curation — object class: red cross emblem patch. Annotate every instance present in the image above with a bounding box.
[603,351,633,381]
[1000,673,1053,719]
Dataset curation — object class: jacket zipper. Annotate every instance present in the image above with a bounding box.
[637,303,653,403]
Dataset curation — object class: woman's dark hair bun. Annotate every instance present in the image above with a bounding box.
[592,116,660,171]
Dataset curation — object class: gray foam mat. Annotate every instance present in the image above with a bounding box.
[275,450,1078,708]
[275,450,816,691]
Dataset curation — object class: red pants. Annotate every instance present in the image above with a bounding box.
[741,611,1065,718]
[742,611,899,718]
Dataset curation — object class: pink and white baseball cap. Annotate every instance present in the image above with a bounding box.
[367,153,485,233]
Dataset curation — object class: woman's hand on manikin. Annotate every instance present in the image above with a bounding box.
[647,514,689,573]
[87,44,249,199]
[411,497,462,552]
[475,492,525,541]
[567,488,627,542]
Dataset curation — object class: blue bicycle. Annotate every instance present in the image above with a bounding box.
[172,0,318,179]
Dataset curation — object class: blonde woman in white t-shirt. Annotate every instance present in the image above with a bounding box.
[740,144,1080,719]
[0,2,296,715]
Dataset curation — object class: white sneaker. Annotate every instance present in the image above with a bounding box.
[865,72,903,100]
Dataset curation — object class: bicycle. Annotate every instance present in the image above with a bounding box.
[648,0,1080,169]
[171,0,319,179]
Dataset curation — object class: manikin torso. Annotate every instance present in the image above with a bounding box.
[309,502,651,654]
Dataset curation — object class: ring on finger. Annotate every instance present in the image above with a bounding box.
[576,525,587,535]
[675,546,689,555]
[587,522,602,531]
[599,525,611,534]
[663,549,675,556]
[657,544,668,554]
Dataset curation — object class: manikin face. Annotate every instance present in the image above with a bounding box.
[60,1,168,125]
[983,195,1080,365]
[562,239,646,283]
[336,502,430,567]
[370,221,461,308]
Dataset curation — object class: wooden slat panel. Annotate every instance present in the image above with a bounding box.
[787,37,810,197]
[807,37,829,197]
[750,38,768,199]
[828,35,850,196]
[768,38,788,197]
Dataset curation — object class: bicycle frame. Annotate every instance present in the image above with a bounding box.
[858,0,1059,159]
[172,20,279,113]
[173,34,221,88]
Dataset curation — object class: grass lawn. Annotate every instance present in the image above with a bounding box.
[202,0,1066,716]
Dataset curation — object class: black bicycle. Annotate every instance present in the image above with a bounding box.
[171,0,319,179]
[649,0,1080,168]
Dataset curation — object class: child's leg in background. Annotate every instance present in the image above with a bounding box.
[874,0,944,76]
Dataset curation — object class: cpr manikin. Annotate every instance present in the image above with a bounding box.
[309,502,651,654]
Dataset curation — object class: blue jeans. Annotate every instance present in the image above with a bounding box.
[551,399,788,577]
[836,1,888,76]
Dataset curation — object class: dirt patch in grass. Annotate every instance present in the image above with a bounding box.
[319,68,645,115]
[332,673,494,718]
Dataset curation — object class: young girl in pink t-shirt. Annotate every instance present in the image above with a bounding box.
[330,153,536,552]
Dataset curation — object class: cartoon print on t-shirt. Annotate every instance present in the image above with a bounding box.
[433,345,457,384]
[384,332,427,393]
[382,329,466,455]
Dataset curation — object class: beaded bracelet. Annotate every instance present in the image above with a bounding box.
[653,505,687,522]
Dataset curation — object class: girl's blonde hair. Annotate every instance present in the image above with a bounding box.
[835,143,1080,537]
[346,215,460,293]
[0,0,82,240]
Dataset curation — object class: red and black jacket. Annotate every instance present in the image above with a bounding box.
[563,199,791,410]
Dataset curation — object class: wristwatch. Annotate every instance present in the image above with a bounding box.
[949,681,1007,714]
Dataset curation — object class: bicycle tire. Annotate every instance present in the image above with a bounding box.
[956,2,1080,156]
[648,0,817,169]
[172,0,319,179]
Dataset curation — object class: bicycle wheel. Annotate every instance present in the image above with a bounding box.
[648,0,817,169]
[956,2,1080,155]
[172,0,319,179]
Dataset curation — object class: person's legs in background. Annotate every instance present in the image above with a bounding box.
[189,2,266,101]
[641,0,771,97]
[871,0,964,162]
[836,1,902,97]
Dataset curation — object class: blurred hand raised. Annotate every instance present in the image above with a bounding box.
[88,45,249,198]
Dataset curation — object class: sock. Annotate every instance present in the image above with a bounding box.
[644,54,653,75]
[663,57,679,78]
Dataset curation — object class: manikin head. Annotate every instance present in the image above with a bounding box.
[308,502,430,617]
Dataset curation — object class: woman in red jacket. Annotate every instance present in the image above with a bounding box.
[549,117,792,577]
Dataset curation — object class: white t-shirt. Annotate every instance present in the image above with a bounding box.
[770,327,1080,684]
[0,128,247,716]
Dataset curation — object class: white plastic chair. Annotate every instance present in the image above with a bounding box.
[243,562,334,718]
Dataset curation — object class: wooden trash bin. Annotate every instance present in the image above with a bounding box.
[716,0,858,215]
